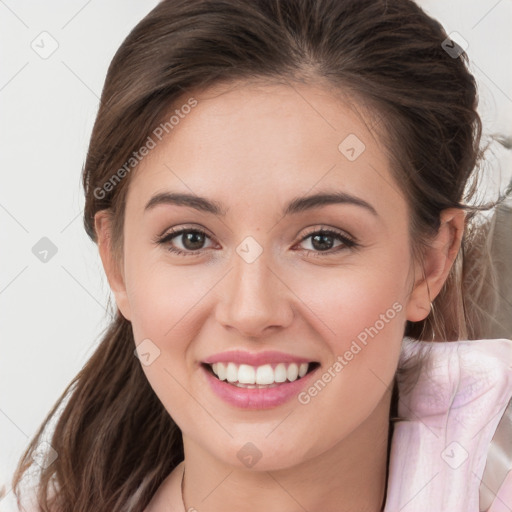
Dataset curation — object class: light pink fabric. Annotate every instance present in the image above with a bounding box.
[384,337,512,512]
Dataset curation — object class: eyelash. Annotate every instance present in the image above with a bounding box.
[154,225,358,257]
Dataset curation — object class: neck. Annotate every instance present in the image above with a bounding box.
[181,390,392,512]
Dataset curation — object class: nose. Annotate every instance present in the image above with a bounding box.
[215,251,294,338]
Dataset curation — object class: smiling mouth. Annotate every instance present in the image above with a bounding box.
[202,361,320,388]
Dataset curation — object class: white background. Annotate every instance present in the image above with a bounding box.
[1,1,511,509]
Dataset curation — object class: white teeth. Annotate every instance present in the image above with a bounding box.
[255,364,274,385]
[209,361,312,385]
[216,362,227,381]
[274,363,288,383]
[287,363,299,382]
[238,364,256,384]
[226,362,238,383]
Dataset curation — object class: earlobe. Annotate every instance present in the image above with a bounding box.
[405,208,466,323]
[406,297,432,323]
[94,210,132,321]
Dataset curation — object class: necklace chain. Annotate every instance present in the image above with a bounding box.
[180,464,186,511]
[177,462,386,511]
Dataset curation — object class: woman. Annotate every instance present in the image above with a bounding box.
[11,0,512,511]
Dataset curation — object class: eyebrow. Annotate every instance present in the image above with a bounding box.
[144,190,378,217]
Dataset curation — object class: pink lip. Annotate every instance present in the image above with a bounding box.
[200,362,320,410]
[203,350,315,366]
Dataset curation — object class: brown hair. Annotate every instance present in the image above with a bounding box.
[11,0,506,510]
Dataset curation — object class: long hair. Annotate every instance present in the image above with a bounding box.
[11,1,508,510]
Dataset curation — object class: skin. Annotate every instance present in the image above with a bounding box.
[95,80,465,511]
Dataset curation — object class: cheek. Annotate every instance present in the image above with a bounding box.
[125,261,209,428]
[125,259,218,421]
[125,255,214,342]
[290,257,409,345]
[285,257,408,403]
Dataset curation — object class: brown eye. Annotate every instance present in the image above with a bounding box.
[297,228,357,255]
[157,228,215,256]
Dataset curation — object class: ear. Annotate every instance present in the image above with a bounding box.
[94,210,132,321]
[406,208,466,322]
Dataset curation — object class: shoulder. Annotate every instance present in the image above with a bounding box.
[484,395,512,512]
[384,337,512,512]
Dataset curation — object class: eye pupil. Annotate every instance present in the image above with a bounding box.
[311,233,334,251]
[183,231,205,250]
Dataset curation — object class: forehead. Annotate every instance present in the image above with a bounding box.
[126,80,406,221]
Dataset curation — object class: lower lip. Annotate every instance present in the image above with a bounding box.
[200,364,319,410]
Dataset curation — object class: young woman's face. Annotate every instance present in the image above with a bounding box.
[113,81,419,470]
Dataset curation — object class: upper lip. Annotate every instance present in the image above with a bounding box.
[202,350,317,366]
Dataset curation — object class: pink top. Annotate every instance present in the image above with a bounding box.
[384,337,512,512]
